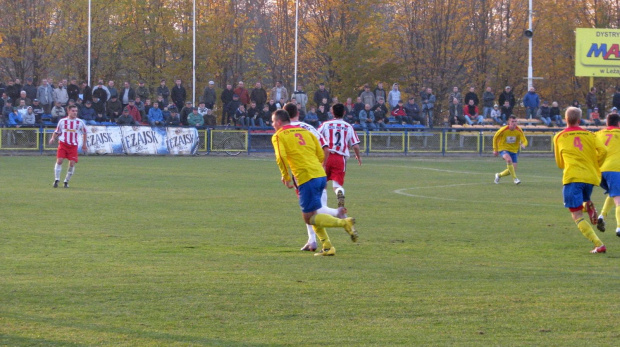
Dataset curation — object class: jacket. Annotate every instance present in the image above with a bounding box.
[522,91,540,109]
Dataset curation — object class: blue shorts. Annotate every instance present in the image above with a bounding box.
[500,150,518,163]
[298,176,327,213]
[563,182,593,210]
[600,171,620,197]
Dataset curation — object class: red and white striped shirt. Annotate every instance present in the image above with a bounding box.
[318,119,360,157]
[290,121,328,148]
[55,117,87,146]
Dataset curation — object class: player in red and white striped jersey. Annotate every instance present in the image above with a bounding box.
[284,102,348,252]
[49,105,88,188]
[318,103,362,208]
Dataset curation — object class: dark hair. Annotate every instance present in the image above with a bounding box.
[284,103,298,119]
[607,113,620,127]
[332,103,345,118]
[67,105,78,112]
[273,109,290,123]
[509,115,517,120]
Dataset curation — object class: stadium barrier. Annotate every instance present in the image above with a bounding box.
[0,125,581,156]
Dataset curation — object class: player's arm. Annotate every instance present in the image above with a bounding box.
[492,129,501,155]
[553,135,564,169]
[352,144,362,165]
[594,135,607,167]
[81,123,88,152]
[271,134,291,183]
[519,128,528,149]
[49,124,61,144]
[312,134,324,164]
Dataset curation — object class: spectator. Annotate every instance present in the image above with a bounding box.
[80,100,97,125]
[165,107,181,126]
[500,101,512,125]
[498,86,516,111]
[292,85,308,113]
[463,99,484,125]
[313,83,330,107]
[258,104,272,127]
[270,81,288,105]
[107,80,118,99]
[482,87,495,118]
[6,81,19,102]
[92,96,106,119]
[220,83,234,125]
[116,108,136,125]
[8,107,23,126]
[391,100,410,124]
[155,94,167,110]
[81,81,93,102]
[591,107,602,126]
[235,104,249,126]
[31,99,44,124]
[126,99,142,124]
[371,97,389,130]
[360,84,375,108]
[225,94,241,125]
[92,80,110,103]
[202,81,216,109]
[304,106,320,128]
[537,101,552,126]
[523,87,540,119]
[404,97,424,125]
[106,96,123,122]
[550,101,563,126]
[119,81,136,108]
[67,78,80,102]
[156,79,170,105]
[449,86,463,106]
[613,87,620,110]
[22,106,36,125]
[171,79,187,110]
[247,101,262,127]
[148,102,164,126]
[187,106,204,127]
[490,104,503,125]
[353,96,365,120]
[374,82,387,103]
[17,91,32,106]
[449,98,466,126]
[316,104,329,123]
[387,83,401,109]
[51,101,66,123]
[421,87,436,128]
[53,80,69,106]
[359,104,376,131]
[198,102,216,126]
[180,101,194,126]
[464,87,479,106]
[37,79,54,113]
[23,77,37,101]
[16,99,29,119]
[344,98,357,124]
[136,80,150,101]
[250,82,268,110]
[585,87,597,119]
[134,96,146,119]
[234,81,250,106]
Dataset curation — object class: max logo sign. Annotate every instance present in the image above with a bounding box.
[587,44,620,60]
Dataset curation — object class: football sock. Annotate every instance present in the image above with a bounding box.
[333,183,344,195]
[317,206,339,217]
[65,166,75,182]
[312,226,332,250]
[54,163,62,180]
[499,169,510,177]
[576,218,603,247]
[310,214,345,228]
[601,196,614,218]
[306,224,317,244]
[507,164,517,179]
[616,206,620,229]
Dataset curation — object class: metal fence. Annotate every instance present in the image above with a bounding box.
[0,125,567,155]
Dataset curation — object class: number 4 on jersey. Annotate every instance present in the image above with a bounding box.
[573,136,583,151]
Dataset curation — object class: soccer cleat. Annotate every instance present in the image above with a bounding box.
[300,242,317,252]
[585,201,597,225]
[314,247,336,256]
[336,207,348,219]
[53,180,59,188]
[343,217,358,242]
[336,189,345,208]
[494,173,500,184]
[590,245,606,254]
[63,182,69,188]
[597,216,606,232]
[514,178,521,185]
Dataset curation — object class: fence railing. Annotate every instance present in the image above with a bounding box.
[0,125,566,155]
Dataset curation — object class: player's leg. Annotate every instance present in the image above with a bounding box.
[54,146,65,188]
[598,173,619,232]
[301,224,317,251]
[564,183,605,253]
[64,160,77,187]
[317,189,345,218]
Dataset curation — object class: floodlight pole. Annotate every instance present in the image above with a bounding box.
[192,0,196,105]
[87,0,91,86]
[527,0,533,89]
[294,0,299,91]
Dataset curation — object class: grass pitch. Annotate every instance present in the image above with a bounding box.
[1,155,620,346]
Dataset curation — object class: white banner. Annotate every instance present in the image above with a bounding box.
[120,126,167,155]
[85,126,124,154]
[166,127,199,155]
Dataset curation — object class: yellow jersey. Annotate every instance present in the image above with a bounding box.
[595,126,620,172]
[493,125,528,153]
[272,125,326,186]
[553,126,607,185]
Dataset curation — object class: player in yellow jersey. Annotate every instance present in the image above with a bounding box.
[553,107,607,253]
[493,116,528,185]
[271,110,358,256]
[595,113,620,236]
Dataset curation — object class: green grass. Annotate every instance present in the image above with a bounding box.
[1,155,620,346]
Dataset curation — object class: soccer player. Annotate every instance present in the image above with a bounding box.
[493,115,528,185]
[595,113,620,236]
[49,105,88,188]
[553,107,607,253]
[284,103,346,252]
[318,103,362,207]
[271,109,358,256]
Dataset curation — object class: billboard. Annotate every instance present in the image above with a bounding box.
[575,28,620,77]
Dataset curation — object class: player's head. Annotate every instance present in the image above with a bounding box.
[607,113,620,127]
[67,105,78,119]
[565,106,582,126]
[508,115,517,130]
[283,102,298,120]
[272,109,290,130]
[331,103,345,119]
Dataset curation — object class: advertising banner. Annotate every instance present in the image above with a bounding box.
[120,126,168,155]
[166,127,199,155]
[575,28,620,77]
[85,126,124,154]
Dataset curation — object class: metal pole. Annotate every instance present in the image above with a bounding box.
[193,0,196,105]
[88,0,91,86]
[294,0,299,91]
[527,0,533,89]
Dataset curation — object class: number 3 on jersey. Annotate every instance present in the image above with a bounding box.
[295,133,306,145]
[573,136,583,151]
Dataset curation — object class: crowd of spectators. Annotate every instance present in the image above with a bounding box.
[2,77,620,130]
